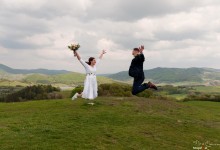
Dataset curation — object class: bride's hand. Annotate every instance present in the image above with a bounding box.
[102,50,107,54]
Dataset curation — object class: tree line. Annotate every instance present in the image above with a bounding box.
[0,85,62,102]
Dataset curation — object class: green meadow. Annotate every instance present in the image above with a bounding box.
[0,73,114,87]
[0,97,220,150]
[194,86,220,94]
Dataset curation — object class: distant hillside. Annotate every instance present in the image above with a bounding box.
[0,64,115,87]
[23,73,114,85]
[1,64,220,86]
[0,64,70,75]
[107,67,220,85]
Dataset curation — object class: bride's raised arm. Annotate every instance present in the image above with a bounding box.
[74,51,89,69]
[99,50,107,59]
[74,51,81,60]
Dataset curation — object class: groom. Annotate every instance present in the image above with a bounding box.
[129,45,157,95]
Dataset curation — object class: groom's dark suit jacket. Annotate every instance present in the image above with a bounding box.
[129,54,145,78]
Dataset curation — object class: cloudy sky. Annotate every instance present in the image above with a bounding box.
[0,0,220,74]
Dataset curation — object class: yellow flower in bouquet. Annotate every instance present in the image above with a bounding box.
[68,43,80,51]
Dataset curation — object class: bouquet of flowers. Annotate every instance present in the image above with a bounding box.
[68,43,80,51]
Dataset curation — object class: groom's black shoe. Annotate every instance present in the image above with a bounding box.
[148,82,158,90]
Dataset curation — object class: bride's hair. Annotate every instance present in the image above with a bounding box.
[86,57,95,65]
[133,48,139,52]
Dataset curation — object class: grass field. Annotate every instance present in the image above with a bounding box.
[0,80,29,87]
[156,85,220,101]
[194,86,220,94]
[168,94,187,100]
[0,97,220,150]
[0,72,115,88]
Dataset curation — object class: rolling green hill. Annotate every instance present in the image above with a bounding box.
[0,72,114,87]
[1,64,220,86]
[0,64,70,75]
[107,67,220,85]
[0,64,115,87]
[23,73,114,85]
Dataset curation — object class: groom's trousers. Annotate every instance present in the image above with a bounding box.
[132,72,149,95]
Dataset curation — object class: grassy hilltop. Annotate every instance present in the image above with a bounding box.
[0,97,220,150]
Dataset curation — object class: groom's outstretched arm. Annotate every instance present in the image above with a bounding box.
[139,45,144,54]
[138,53,145,62]
[138,45,145,62]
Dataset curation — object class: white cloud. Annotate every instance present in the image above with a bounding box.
[0,46,8,54]
[97,38,118,50]
[0,0,220,73]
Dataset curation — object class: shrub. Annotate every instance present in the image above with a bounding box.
[98,83,132,97]
[70,86,84,97]
[1,85,62,103]
[137,90,153,98]
[183,93,220,102]
[70,83,182,100]
[159,85,188,95]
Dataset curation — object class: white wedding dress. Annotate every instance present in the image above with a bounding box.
[79,58,100,100]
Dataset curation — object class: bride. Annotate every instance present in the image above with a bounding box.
[72,50,107,100]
